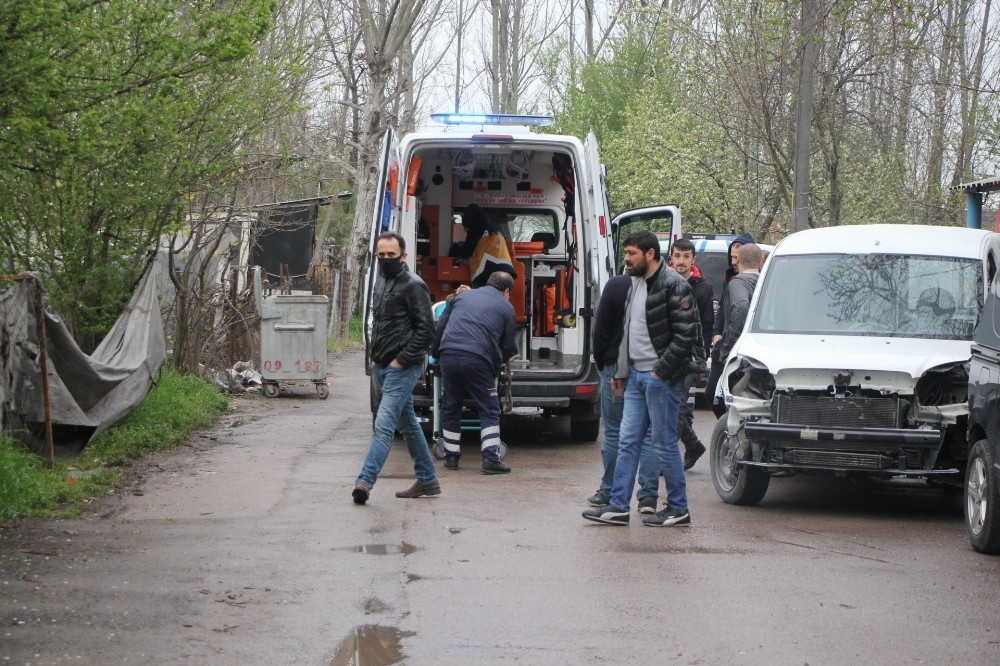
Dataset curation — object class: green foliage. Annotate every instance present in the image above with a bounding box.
[328,315,364,352]
[0,0,289,350]
[78,368,228,469]
[0,367,227,518]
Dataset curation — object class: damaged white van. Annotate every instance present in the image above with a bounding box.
[363,114,680,441]
[712,224,1000,505]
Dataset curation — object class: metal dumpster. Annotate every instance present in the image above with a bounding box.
[253,267,329,398]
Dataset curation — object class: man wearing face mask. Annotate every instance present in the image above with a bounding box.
[430,271,518,473]
[353,231,440,504]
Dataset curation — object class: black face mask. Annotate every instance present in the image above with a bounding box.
[378,256,404,277]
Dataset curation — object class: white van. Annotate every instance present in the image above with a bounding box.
[363,114,680,441]
[712,224,1000,505]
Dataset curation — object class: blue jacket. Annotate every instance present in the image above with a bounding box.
[432,285,517,374]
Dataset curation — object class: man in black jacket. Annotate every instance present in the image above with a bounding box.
[583,231,705,527]
[669,239,712,470]
[717,243,762,361]
[587,274,659,513]
[431,272,517,474]
[354,232,440,504]
[708,232,755,417]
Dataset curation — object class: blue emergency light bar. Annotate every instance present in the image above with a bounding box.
[430,113,555,127]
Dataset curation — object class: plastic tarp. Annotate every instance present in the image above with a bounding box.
[0,265,166,447]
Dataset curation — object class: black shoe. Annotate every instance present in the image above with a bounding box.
[637,497,657,514]
[582,504,630,525]
[587,491,609,507]
[444,455,459,470]
[481,460,511,475]
[684,441,707,471]
[642,505,691,527]
[352,480,370,505]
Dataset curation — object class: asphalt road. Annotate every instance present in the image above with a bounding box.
[2,349,999,665]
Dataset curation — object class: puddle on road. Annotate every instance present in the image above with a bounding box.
[342,542,418,556]
[329,625,415,666]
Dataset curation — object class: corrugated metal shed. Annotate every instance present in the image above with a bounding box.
[951,176,1000,193]
[951,177,1000,228]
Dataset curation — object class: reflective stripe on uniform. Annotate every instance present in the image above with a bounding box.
[442,428,461,454]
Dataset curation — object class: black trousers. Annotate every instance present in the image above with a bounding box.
[439,350,503,462]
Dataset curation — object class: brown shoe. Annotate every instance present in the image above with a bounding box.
[352,480,371,504]
[394,480,441,498]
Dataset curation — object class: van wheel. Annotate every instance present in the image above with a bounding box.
[965,439,1000,554]
[710,415,769,505]
[570,417,600,442]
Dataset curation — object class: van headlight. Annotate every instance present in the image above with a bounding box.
[727,356,776,401]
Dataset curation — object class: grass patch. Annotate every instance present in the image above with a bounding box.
[0,367,229,519]
[328,314,363,352]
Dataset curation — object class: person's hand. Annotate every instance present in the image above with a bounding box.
[389,359,403,369]
[427,356,438,366]
[712,334,723,345]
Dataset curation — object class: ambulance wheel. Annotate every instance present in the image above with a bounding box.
[433,439,447,460]
[263,383,279,398]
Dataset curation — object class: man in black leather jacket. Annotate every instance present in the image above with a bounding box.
[353,231,440,505]
[583,230,705,527]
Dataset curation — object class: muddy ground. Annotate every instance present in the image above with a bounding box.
[2,350,999,665]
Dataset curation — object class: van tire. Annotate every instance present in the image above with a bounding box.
[710,415,769,505]
[965,439,1000,554]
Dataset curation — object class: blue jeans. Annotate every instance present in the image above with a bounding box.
[357,364,438,488]
[610,368,688,513]
[598,364,657,501]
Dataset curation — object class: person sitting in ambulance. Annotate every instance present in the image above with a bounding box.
[458,204,517,287]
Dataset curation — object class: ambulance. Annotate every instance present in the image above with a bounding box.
[363,114,681,441]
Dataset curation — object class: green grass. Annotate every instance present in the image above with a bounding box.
[328,314,363,352]
[0,367,229,519]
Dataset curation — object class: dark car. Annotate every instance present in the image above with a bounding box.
[966,270,1000,554]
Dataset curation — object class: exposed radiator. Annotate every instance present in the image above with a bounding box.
[774,395,901,429]
[785,450,893,470]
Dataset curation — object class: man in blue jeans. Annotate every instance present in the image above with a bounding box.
[583,230,705,527]
[354,231,440,504]
[589,274,659,513]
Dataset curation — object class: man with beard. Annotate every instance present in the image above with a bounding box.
[582,231,705,526]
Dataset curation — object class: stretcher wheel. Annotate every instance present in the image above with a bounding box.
[498,441,508,460]
[316,383,329,399]
[263,383,279,398]
[433,438,447,460]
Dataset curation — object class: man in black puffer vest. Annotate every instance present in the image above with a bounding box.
[583,231,706,527]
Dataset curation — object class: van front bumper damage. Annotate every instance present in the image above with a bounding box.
[740,421,957,474]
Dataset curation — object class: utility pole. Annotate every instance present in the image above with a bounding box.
[454,0,463,113]
[792,0,819,232]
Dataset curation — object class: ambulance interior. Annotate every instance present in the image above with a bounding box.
[405,143,587,376]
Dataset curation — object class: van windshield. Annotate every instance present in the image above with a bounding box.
[752,253,982,340]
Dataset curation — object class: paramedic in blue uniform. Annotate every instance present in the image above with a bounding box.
[431,271,518,474]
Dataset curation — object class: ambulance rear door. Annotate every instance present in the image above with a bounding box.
[583,131,615,291]
[610,205,682,271]
[363,128,400,371]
